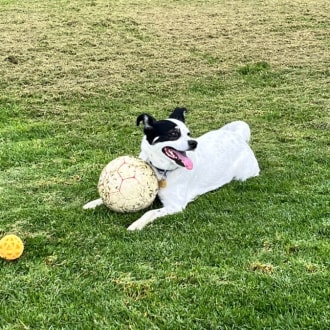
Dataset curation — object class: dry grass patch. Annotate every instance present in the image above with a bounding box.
[1,0,329,100]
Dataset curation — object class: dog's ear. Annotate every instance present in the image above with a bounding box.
[169,107,187,123]
[137,114,158,144]
[136,114,157,129]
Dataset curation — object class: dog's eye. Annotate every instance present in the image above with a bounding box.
[169,129,180,139]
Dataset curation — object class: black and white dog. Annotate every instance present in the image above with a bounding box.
[83,108,260,230]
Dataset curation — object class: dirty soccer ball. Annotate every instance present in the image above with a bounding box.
[97,156,159,213]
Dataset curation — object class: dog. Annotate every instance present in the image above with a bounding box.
[83,107,260,230]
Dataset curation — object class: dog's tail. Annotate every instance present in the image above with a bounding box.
[221,121,251,143]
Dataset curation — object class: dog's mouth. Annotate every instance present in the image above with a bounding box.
[162,147,193,170]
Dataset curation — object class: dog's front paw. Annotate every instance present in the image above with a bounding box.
[127,221,145,231]
[127,208,172,231]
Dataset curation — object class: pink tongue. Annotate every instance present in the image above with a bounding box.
[175,150,193,170]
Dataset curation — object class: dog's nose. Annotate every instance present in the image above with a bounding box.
[188,140,198,150]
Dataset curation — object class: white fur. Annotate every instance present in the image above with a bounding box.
[84,119,260,230]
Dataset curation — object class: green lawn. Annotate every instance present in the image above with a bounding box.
[1,0,329,329]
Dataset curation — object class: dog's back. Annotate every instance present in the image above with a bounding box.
[219,120,251,143]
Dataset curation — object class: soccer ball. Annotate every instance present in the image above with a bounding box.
[97,156,159,213]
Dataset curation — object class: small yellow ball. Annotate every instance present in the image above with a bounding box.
[0,234,24,260]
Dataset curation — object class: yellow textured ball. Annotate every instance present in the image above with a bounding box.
[98,156,159,213]
[0,234,24,261]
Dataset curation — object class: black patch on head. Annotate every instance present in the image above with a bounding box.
[147,120,180,144]
[136,114,182,145]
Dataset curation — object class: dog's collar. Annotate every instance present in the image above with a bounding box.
[148,161,176,177]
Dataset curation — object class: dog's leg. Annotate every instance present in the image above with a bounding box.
[83,198,103,209]
[127,206,182,231]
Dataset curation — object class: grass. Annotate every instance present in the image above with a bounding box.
[0,0,329,328]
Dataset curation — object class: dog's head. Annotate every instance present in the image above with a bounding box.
[137,108,198,171]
